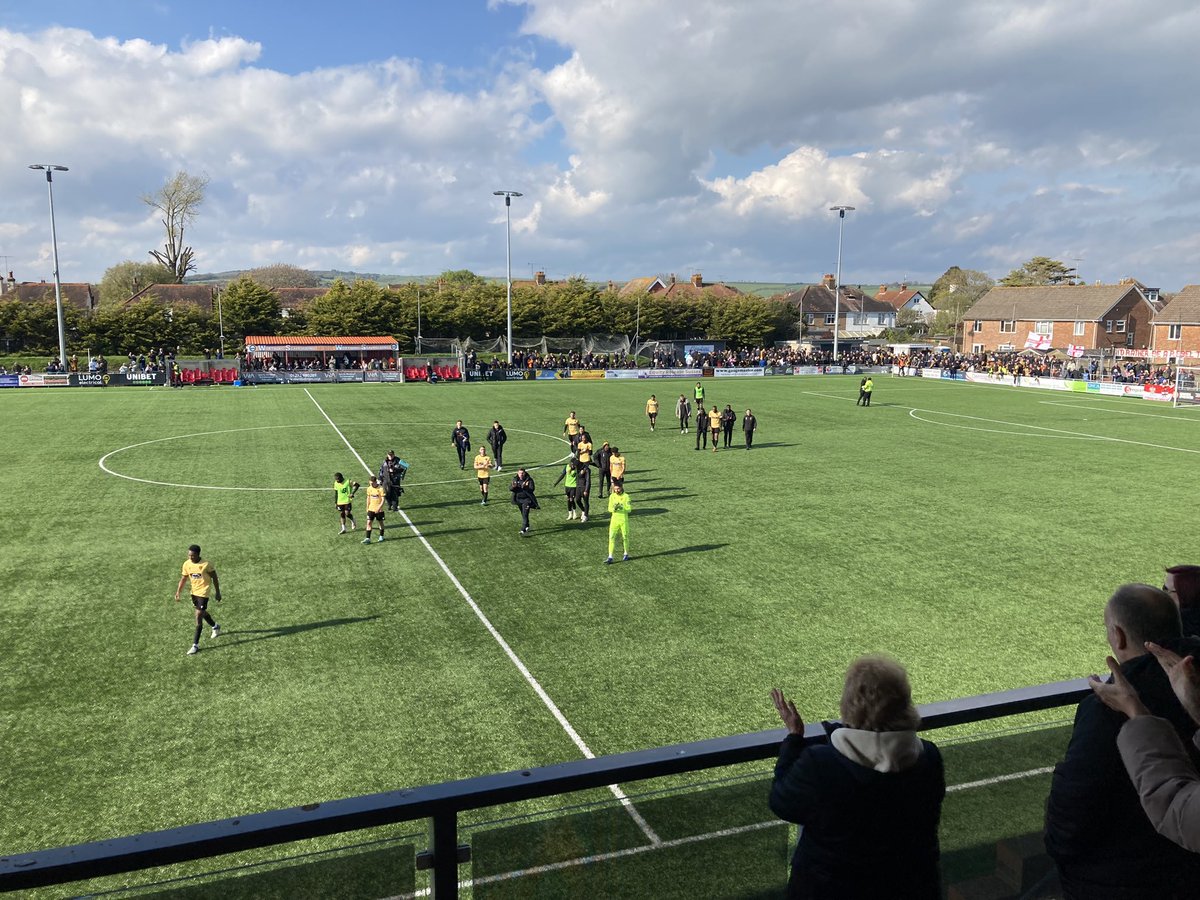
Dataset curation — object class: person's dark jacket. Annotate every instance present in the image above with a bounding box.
[1181,606,1200,639]
[1045,635,1200,898]
[769,731,944,899]
[721,407,736,429]
[595,446,612,473]
[451,426,470,449]
[509,473,538,509]
[743,414,757,434]
[695,407,708,429]
[487,425,507,451]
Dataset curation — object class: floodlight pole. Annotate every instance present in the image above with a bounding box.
[493,190,523,366]
[830,205,854,363]
[216,290,225,358]
[29,164,70,369]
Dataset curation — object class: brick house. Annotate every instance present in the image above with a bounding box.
[126,283,217,312]
[1151,285,1200,360]
[961,284,1154,353]
[783,275,897,345]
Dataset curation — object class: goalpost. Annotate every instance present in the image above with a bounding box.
[1173,366,1200,408]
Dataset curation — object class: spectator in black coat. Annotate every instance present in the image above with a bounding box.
[595,441,612,498]
[487,421,507,471]
[770,656,944,899]
[1045,583,1200,899]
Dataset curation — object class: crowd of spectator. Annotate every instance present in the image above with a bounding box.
[243,353,399,372]
[770,571,1200,898]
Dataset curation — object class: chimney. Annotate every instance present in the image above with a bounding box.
[899,283,907,292]
[607,280,616,292]
[669,273,676,285]
[691,273,703,287]
[822,274,836,289]
[876,284,886,296]
[535,270,546,285]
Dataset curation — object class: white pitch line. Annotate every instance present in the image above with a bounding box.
[947,766,1054,792]
[302,389,661,846]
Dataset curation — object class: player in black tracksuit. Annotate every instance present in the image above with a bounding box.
[720,404,736,448]
[487,421,507,471]
[695,405,710,450]
[451,420,471,469]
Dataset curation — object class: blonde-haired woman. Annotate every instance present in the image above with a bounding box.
[770,656,945,899]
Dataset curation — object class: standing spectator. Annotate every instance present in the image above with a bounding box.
[451,420,471,470]
[856,377,868,406]
[645,394,660,431]
[708,405,722,453]
[509,467,538,536]
[174,544,223,657]
[743,409,757,450]
[1090,640,1200,854]
[720,404,736,448]
[473,446,493,505]
[486,421,507,471]
[605,482,632,563]
[770,656,944,899]
[596,440,613,498]
[1165,565,1200,637]
[380,450,404,511]
[676,394,691,434]
[863,376,874,406]
[1045,584,1200,897]
[609,446,627,489]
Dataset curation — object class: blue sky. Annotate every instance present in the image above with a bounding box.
[3,1,1200,290]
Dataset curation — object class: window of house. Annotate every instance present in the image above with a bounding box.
[281,308,290,319]
[972,343,984,353]
[805,313,814,325]
[1105,320,1113,333]
[973,320,982,333]
[998,343,1015,352]
[1170,324,1182,340]
[1036,321,1052,335]
[1116,320,1126,333]
[1000,320,1016,333]
[1074,321,1085,336]
[825,313,836,326]
[878,314,888,325]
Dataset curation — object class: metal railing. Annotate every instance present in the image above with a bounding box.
[0,677,1090,897]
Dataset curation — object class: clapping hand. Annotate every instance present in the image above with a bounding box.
[1146,642,1200,726]
[771,688,804,735]
[1089,656,1151,719]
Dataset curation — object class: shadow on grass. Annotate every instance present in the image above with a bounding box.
[748,441,796,448]
[211,616,380,648]
[637,543,729,558]
[404,497,491,510]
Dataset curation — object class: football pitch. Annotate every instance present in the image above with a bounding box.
[4,374,1198,892]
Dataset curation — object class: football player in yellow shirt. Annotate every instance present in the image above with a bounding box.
[646,394,660,431]
[564,411,581,450]
[473,446,493,505]
[362,475,387,543]
[708,405,722,452]
[175,544,222,656]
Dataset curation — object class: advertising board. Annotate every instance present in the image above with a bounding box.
[568,369,606,380]
[0,374,20,388]
[713,367,764,377]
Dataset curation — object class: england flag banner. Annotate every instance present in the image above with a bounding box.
[1066,344,1086,358]
[1024,332,1052,350]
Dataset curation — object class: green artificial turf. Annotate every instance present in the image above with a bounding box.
[2,375,1195,895]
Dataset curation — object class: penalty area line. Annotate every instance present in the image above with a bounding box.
[302,388,661,845]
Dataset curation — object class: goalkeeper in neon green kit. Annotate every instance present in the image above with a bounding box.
[605,483,631,563]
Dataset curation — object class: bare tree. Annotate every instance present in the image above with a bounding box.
[143,170,209,282]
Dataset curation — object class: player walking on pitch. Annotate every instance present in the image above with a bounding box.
[333,472,360,533]
[175,544,221,656]
[646,394,659,431]
[605,483,632,563]
[473,446,493,505]
[676,394,691,434]
[362,476,386,543]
